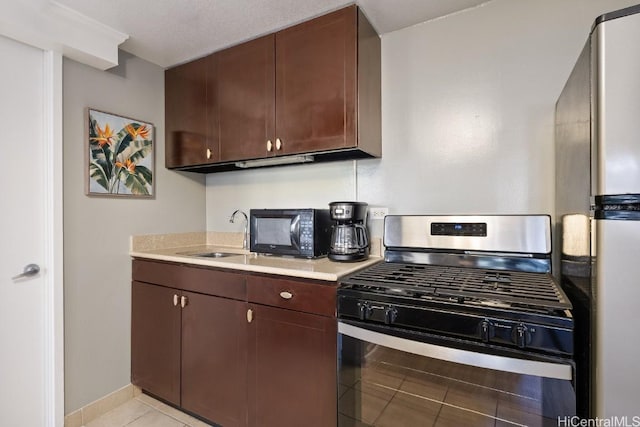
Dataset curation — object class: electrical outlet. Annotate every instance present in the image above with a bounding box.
[369,207,389,220]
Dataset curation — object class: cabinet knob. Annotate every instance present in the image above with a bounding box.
[275,138,282,150]
[247,308,254,323]
[206,148,212,159]
[267,140,273,152]
[180,295,188,308]
[279,291,293,300]
[173,294,179,307]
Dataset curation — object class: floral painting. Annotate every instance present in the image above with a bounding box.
[87,109,154,197]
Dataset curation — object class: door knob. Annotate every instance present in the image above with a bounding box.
[275,138,282,150]
[267,140,273,152]
[12,263,40,280]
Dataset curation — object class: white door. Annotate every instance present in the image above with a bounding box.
[0,35,60,426]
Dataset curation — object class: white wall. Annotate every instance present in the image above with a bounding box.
[63,53,206,413]
[206,160,357,231]
[206,0,638,236]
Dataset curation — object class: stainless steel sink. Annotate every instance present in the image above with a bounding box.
[178,251,241,258]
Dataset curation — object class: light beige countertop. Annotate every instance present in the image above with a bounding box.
[130,232,382,281]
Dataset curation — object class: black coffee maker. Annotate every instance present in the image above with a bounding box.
[328,201,369,262]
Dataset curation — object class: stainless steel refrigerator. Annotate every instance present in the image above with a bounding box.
[556,4,640,419]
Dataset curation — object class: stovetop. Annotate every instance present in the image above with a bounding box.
[338,261,574,356]
[340,262,572,315]
[337,215,575,357]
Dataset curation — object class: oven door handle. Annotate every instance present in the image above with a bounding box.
[338,322,573,381]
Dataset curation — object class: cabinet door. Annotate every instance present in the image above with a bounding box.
[205,54,220,164]
[165,55,217,167]
[217,35,275,162]
[181,291,248,427]
[275,6,357,155]
[248,304,337,427]
[131,281,181,405]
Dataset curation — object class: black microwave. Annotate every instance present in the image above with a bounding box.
[249,209,332,258]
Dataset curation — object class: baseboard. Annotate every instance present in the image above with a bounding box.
[64,384,142,427]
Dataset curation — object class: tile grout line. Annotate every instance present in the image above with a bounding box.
[84,396,151,427]
[366,381,527,427]
[368,372,406,426]
[377,360,541,402]
[134,395,206,427]
[431,386,447,427]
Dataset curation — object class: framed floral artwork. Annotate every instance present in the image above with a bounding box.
[87,108,155,197]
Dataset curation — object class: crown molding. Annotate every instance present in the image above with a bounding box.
[0,0,128,70]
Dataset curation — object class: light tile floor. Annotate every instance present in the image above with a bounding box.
[84,393,213,427]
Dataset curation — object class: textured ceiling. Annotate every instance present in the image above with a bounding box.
[55,0,491,68]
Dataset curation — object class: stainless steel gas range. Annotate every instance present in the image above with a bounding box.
[337,215,576,427]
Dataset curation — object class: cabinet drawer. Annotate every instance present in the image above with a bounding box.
[247,275,336,317]
[132,259,246,300]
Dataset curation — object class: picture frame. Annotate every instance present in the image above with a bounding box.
[86,108,155,198]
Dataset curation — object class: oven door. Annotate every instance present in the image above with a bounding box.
[338,321,576,427]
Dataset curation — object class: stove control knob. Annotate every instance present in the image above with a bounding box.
[512,323,530,348]
[357,302,371,321]
[480,320,491,342]
[384,307,398,325]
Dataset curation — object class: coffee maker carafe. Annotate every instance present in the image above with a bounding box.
[328,201,369,262]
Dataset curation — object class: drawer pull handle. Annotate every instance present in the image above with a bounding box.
[267,140,273,152]
[173,294,179,307]
[247,309,254,323]
[275,138,282,150]
[280,291,293,300]
[206,148,212,159]
[180,295,188,308]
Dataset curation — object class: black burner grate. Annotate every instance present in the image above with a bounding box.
[341,262,571,311]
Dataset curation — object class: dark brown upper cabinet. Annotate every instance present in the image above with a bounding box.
[165,5,380,172]
[217,34,275,162]
[165,55,218,168]
[275,6,357,156]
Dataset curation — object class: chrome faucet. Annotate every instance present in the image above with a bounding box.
[229,209,249,250]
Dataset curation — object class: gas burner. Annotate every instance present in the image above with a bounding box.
[342,262,571,312]
[482,272,513,292]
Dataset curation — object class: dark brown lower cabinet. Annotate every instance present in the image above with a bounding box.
[131,281,181,405]
[181,291,248,427]
[131,280,249,426]
[248,303,337,427]
[132,261,338,427]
